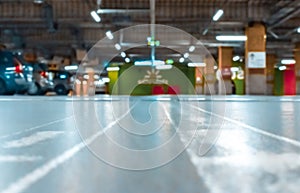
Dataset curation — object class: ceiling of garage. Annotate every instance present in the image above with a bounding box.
[0,0,299,62]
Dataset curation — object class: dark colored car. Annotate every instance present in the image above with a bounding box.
[0,51,32,95]
[13,53,50,95]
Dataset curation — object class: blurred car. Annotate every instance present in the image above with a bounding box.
[47,70,73,95]
[0,51,32,95]
[13,54,50,95]
[27,63,50,95]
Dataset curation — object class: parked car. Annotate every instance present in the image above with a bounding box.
[13,53,50,95]
[0,51,32,95]
[25,63,50,95]
[46,70,73,95]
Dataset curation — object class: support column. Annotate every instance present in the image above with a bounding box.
[245,23,267,95]
[295,43,300,94]
[204,56,217,95]
[218,46,233,94]
[266,54,277,95]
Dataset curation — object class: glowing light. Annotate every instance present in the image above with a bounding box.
[125,57,130,63]
[281,59,295,65]
[114,43,121,50]
[90,11,101,22]
[107,67,120,71]
[189,46,195,52]
[105,31,114,40]
[120,52,126,58]
[233,56,240,61]
[179,57,185,63]
[216,35,247,41]
[212,9,224,21]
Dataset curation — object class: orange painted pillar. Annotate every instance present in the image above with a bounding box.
[295,43,300,94]
[195,67,204,94]
[204,56,217,95]
[266,54,277,95]
[245,22,267,95]
[218,46,233,94]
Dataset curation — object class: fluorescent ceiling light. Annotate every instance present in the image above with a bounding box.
[183,53,189,58]
[134,60,165,66]
[64,65,78,71]
[179,57,185,63]
[278,66,287,71]
[33,0,44,4]
[216,35,247,41]
[156,65,173,70]
[114,43,121,50]
[106,31,114,40]
[281,59,295,64]
[230,67,239,72]
[102,77,110,83]
[120,52,126,58]
[125,57,130,63]
[233,56,240,61]
[90,11,101,22]
[297,27,300,33]
[189,46,195,52]
[213,9,224,21]
[187,63,206,67]
[107,67,120,71]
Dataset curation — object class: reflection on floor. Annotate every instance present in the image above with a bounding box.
[0,95,299,193]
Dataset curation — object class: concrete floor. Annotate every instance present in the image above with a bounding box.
[0,95,300,193]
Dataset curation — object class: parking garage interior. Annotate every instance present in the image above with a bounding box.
[0,0,300,193]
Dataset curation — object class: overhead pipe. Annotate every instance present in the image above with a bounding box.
[268,8,300,30]
[150,0,155,66]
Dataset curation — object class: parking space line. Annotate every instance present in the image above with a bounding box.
[0,116,73,140]
[0,104,134,193]
[2,131,65,149]
[190,104,300,148]
[0,155,43,163]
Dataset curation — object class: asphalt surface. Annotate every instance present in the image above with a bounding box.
[0,95,300,193]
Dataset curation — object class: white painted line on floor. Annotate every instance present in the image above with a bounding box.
[2,131,65,149]
[190,105,300,148]
[0,155,42,163]
[0,105,134,193]
[0,116,73,140]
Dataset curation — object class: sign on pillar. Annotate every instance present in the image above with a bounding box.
[245,22,267,95]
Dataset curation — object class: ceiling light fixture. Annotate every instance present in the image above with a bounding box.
[125,57,130,63]
[233,56,240,61]
[179,57,185,63]
[107,67,120,71]
[134,60,165,66]
[106,31,114,40]
[33,0,44,4]
[281,59,295,65]
[216,35,247,41]
[114,43,121,50]
[187,63,206,67]
[183,53,189,58]
[212,9,224,21]
[297,27,300,33]
[90,11,101,22]
[278,66,287,71]
[189,46,195,52]
[121,52,126,58]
